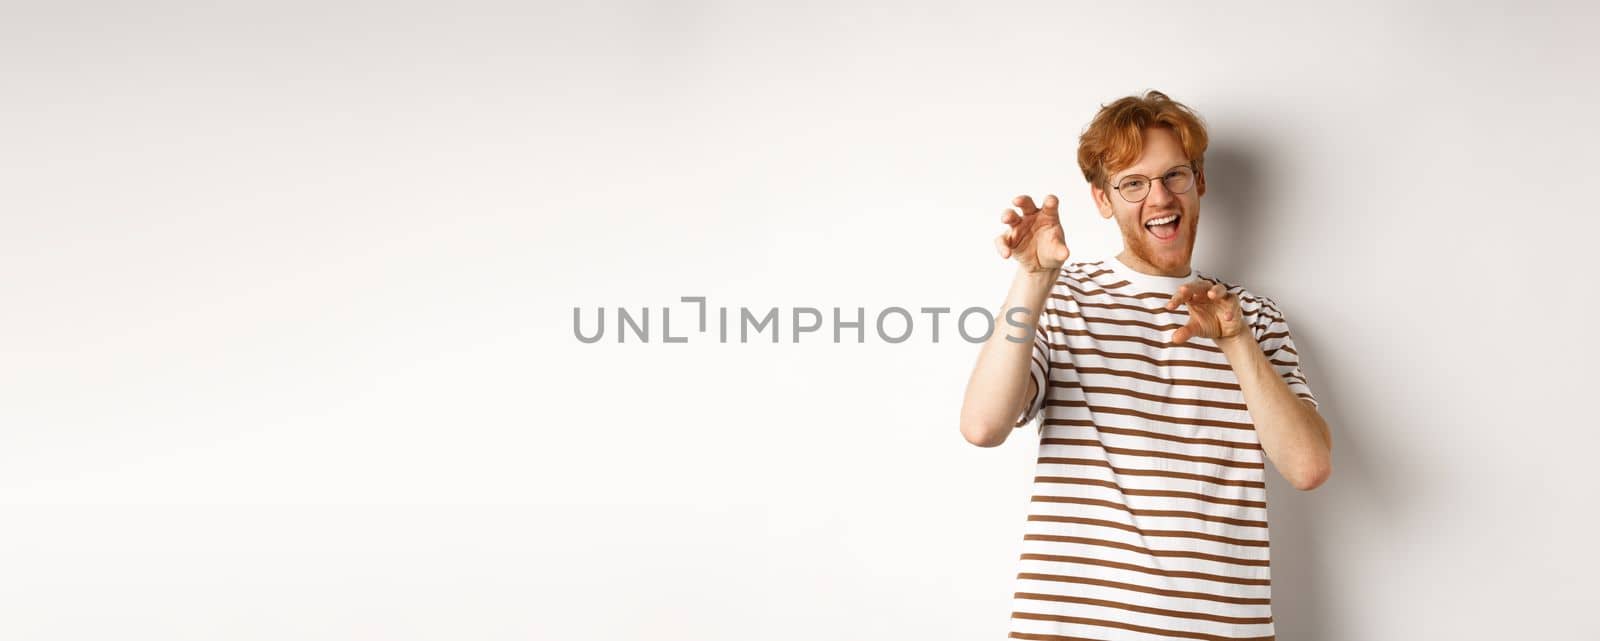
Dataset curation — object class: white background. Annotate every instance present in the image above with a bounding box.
[4,1,1597,639]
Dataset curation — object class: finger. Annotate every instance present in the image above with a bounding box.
[1169,280,1213,310]
[1165,284,1189,310]
[1178,307,1209,343]
[1172,324,1189,344]
[1220,290,1239,321]
[1208,283,1224,300]
[1013,195,1039,215]
[1010,221,1031,248]
[994,233,1012,259]
[1041,194,1059,215]
[1001,208,1021,226]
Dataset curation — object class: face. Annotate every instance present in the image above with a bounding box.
[1091,126,1207,277]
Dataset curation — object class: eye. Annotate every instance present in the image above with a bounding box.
[1165,170,1182,179]
[1122,179,1146,190]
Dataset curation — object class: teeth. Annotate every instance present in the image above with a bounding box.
[1145,214,1178,226]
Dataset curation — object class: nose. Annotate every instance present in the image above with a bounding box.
[1144,176,1176,206]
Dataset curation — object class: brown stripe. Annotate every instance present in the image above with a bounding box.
[1026,513,1269,546]
[1069,280,1145,297]
[1076,384,1249,412]
[1046,400,1257,432]
[1042,438,1263,470]
[1043,419,1263,452]
[1066,266,1240,298]
[1052,325,1225,354]
[1014,591,1272,625]
[1253,319,1283,338]
[1244,298,1279,315]
[1063,268,1129,289]
[1019,552,1270,586]
[1054,309,1177,332]
[1049,343,1235,372]
[1037,457,1265,489]
[1008,632,1104,641]
[1014,571,1270,604]
[1062,278,1171,303]
[1049,292,1176,316]
[1058,365,1243,392]
[1034,476,1266,509]
[1022,534,1270,567]
[1258,330,1292,343]
[1050,310,1272,340]
[1062,297,1260,322]
[1065,262,1112,279]
[1029,495,1268,529]
[1062,268,1260,311]
[1048,315,1272,343]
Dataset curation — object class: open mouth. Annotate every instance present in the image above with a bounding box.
[1144,213,1181,241]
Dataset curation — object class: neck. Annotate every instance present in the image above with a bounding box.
[1116,249,1191,278]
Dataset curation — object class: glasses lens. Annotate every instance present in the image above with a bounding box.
[1119,177,1148,202]
[1165,166,1195,194]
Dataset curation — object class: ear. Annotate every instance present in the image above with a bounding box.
[1195,167,1207,198]
[1090,183,1115,220]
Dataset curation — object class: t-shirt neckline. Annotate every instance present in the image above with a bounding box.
[1107,254,1197,295]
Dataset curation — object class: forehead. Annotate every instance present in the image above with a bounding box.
[1111,127,1189,180]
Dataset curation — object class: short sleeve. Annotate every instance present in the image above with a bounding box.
[1013,307,1052,428]
[1253,296,1319,409]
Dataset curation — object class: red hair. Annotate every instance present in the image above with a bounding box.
[1077,90,1210,190]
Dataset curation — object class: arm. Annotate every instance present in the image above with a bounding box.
[959,266,1056,447]
[960,193,1071,448]
[1217,333,1332,491]
[1165,283,1332,490]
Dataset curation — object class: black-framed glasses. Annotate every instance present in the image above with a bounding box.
[1109,163,1196,203]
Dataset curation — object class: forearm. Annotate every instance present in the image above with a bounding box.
[1217,332,1332,490]
[959,267,1057,446]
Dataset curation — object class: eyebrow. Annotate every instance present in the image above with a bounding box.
[1114,162,1190,183]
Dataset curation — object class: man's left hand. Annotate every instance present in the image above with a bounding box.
[1164,279,1247,345]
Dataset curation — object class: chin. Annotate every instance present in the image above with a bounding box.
[1152,253,1190,270]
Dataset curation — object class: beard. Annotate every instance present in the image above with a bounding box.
[1118,210,1199,275]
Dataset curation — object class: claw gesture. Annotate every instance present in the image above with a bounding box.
[1164,279,1247,344]
[996,194,1071,273]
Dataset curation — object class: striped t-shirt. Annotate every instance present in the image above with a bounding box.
[1007,255,1318,641]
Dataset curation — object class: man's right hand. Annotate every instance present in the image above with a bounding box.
[964,194,1069,447]
[995,194,1071,273]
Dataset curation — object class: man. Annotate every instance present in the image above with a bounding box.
[958,90,1333,639]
